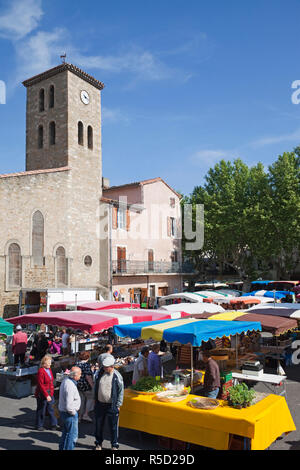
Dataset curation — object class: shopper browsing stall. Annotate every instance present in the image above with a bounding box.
[75,351,94,422]
[61,328,71,356]
[132,346,149,385]
[97,344,113,369]
[35,355,58,431]
[58,366,82,451]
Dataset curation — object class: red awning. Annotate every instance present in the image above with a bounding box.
[50,300,140,311]
[7,308,189,334]
[77,301,140,311]
[7,311,118,334]
[230,298,261,305]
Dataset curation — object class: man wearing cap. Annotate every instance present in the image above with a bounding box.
[12,325,28,366]
[97,343,113,369]
[132,346,149,385]
[94,355,124,450]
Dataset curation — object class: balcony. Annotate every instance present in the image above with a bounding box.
[112,260,194,275]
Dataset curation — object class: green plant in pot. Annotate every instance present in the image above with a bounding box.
[228,383,255,408]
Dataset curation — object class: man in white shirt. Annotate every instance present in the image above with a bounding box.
[58,366,81,450]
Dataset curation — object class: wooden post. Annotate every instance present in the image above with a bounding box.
[191,344,194,392]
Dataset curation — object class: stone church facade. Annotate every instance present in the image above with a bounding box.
[0,64,107,317]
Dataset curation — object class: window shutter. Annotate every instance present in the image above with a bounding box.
[56,246,67,286]
[126,209,130,231]
[167,216,171,237]
[9,243,21,287]
[112,206,118,229]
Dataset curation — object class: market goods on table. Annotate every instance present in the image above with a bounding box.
[155,389,189,403]
[188,397,219,410]
[130,376,164,394]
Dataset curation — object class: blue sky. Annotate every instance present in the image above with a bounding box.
[1,0,300,195]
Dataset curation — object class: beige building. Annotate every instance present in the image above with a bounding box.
[0,63,188,317]
[101,178,189,306]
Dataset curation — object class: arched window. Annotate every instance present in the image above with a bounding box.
[56,246,67,286]
[84,255,92,267]
[8,243,21,288]
[38,125,43,149]
[49,85,55,108]
[87,125,93,150]
[39,89,45,112]
[49,121,56,145]
[32,211,44,266]
[78,121,83,146]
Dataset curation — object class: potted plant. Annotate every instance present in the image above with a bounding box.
[228,383,255,408]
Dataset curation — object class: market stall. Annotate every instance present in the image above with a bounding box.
[114,317,261,390]
[120,389,295,450]
[245,305,300,318]
[113,317,295,449]
[160,303,225,315]
[158,293,204,306]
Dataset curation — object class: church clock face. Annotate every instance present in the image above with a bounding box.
[80,90,90,105]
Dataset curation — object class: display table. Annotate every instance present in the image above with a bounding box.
[0,366,38,398]
[119,389,295,450]
[232,372,287,397]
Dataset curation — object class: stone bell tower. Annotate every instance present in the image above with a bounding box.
[23,62,104,183]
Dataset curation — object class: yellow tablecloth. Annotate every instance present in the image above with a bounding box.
[119,390,296,450]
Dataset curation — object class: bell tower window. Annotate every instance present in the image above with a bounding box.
[39,89,45,112]
[49,121,56,146]
[87,125,93,150]
[49,85,55,108]
[38,125,44,149]
[78,121,84,146]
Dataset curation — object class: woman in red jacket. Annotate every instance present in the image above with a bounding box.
[35,355,58,431]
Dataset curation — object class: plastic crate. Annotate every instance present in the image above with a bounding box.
[5,378,31,398]
[220,371,232,382]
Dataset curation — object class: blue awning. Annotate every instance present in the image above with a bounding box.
[113,318,262,347]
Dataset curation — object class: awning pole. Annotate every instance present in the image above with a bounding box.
[191,344,194,393]
[235,334,238,369]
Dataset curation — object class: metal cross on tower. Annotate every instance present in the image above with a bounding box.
[60,53,67,64]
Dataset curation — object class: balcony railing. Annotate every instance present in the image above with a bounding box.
[112,260,194,275]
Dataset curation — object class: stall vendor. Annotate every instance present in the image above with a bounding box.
[200,350,220,399]
[132,346,149,385]
[148,344,162,378]
[12,325,28,366]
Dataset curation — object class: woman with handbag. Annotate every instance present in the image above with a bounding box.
[35,355,59,431]
[75,351,94,422]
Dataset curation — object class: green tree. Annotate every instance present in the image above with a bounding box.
[267,152,300,278]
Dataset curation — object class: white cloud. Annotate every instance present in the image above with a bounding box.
[102,107,130,125]
[0,0,43,40]
[251,128,300,147]
[73,48,174,82]
[14,28,69,84]
[190,149,236,166]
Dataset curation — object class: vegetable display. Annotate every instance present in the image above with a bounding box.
[131,376,164,393]
[228,382,255,408]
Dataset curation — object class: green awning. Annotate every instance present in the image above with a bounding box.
[0,318,13,336]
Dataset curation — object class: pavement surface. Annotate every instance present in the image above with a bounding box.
[0,361,299,451]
